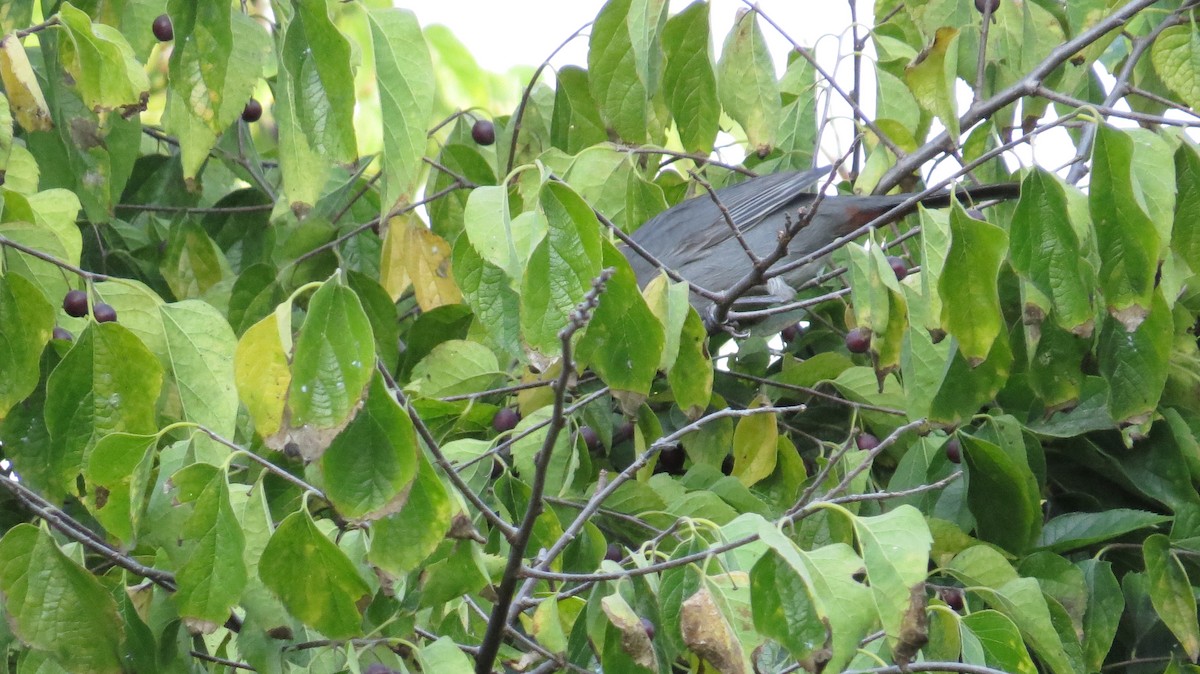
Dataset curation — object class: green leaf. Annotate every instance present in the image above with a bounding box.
[1171,142,1200,274]
[368,8,435,210]
[927,329,1013,426]
[668,307,713,417]
[368,450,452,576]
[320,375,418,521]
[587,0,667,144]
[1009,169,1095,335]
[419,540,490,608]
[163,1,267,180]
[575,241,665,396]
[972,578,1084,674]
[1143,533,1200,661]
[417,636,475,674]
[159,300,238,436]
[0,272,53,420]
[56,2,150,114]
[750,550,831,668]
[82,432,157,545]
[846,237,908,374]
[160,220,229,301]
[287,276,376,444]
[1077,559,1123,673]
[0,188,84,304]
[463,185,528,280]
[962,432,1040,554]
[1098,290,1172,425]
[904,27,960,141]
[274,0,358,212]
[661,1,718,153]
[961,610,1038,674]
[1036,509,1171,553]
[1026,320,1089,411]
[756,522,874,671]
[406,339,501,399]
[0,525,123,674]
[174,468,247,629]
[1091,124,1160,329]
[716,8,780,152]
[44,322,163,493]
[550,66,609,154]
[1150,25,1200,112]
[520,181,604,352]
[260,509,370,639]
[0,84,11,173]
[852,506,932,645]
[939,204,1008,365]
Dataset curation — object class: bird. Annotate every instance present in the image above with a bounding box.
[621,167,1021,327]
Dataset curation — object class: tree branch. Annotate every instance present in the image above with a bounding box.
[474,268,614,674]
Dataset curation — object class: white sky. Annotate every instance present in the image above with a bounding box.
[402,1,1085,180]
[405,1,843,76]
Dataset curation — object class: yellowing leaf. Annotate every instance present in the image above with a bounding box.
[379,214,413,300]
[732,398,778,487]
[234,311,291,438]
[0,34,51,131]
[403,220,462,310]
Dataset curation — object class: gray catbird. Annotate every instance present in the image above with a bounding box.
[622,167,1021,318]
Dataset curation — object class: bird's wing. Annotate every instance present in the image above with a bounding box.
[669,167,831,258]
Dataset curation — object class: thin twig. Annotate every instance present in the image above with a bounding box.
[377,363,518,541]
[0,476,177,591]
[474,269,614,674]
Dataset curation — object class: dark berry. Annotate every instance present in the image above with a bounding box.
[856,433,880,450]
[152,14,173,42]
[845,327,871,354]
[659,445,685,474]
[580,426,601,452]
[781,322,801,342]
[613,421,635,445]
[974,0,1000,13]
[887,256,908,281]
[721,454,734,476]
[604,543,622,563]
[640,617,655,640]
[93,303,117,323]
[940,587,965,611]
[472,119,495,146]
[52,327,73,341]
[966,208,986,221]
[242,98,263,123]
[945,438,962,464]
[63,290,89,317]
[492,407,520,433]
[490,457,505,479]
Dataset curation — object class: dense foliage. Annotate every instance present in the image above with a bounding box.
[1,0,1200,673]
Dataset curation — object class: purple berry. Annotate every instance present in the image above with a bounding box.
[856,433,880,450]
[63,290,88,317]
[945,438,962,464]
[472,119,495,146]
[152,14,173,42]
[492,408,520,433]
[845,327,871,354]
[242,98,263,123]
[93,303,117,323]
